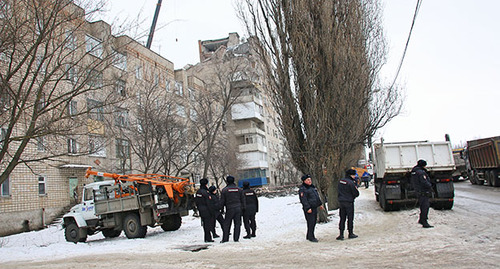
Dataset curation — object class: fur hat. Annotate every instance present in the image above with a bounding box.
[243,181,250,189]
[226,175,235,184]
[208,186,216,193]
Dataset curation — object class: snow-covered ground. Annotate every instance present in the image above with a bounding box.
[1,182,499,268]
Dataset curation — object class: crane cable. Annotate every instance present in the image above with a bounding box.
[389,0,423,90]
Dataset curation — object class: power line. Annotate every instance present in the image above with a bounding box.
[389,0,423,90]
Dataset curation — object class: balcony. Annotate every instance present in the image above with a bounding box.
[234,127,266,137]
[231,102,264,123]
[239,143,267,153]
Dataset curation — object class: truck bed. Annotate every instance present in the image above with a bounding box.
[373,140,455,178]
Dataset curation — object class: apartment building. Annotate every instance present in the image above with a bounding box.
[0,0,195,236]
[192,33,289,187]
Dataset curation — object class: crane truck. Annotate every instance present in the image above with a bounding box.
[372,139,455,211]
[62,168,195,243]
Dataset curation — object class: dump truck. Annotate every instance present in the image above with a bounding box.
[465,136,500,187]
[372,139,455,211]
[452,148,467,181]
[62,168,195,243]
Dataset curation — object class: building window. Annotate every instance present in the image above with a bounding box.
[135,65,142,80]
[38,175,46,195]
[65,64,77,84]
[36,92,47,112]
[244,135,254,144]
[0,2,12,20]
[87,99,104,121]
[86,70,103,88]
[188,87,195,101]
[1,176,10,197]
[153,73,159,87]
[85,35,103,58]
[68,138,78,154]
[113,51,127,70]
[175,82,183,96]
[68,100,77,116]
[89,135,106,157]
[190,109,197,122]
[0,127,7,149]
[36,136,45,151]
[116,138,130,159]
[35,55,47,75]
[65,30,76,50]
[176,104,186,118]
[114,108,129,127]
[165,79,171,92]
[115,79,126,97]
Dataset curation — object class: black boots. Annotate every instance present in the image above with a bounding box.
[337,232,358,240]
[418,219,434,228]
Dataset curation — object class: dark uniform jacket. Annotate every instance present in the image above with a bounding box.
[242,188,259,216]
[221,183,246,211]
[338,177,360,203]
[209,191,222,216]
[299,183,322,211]
[411,166,432,193]
[195,186,213,218]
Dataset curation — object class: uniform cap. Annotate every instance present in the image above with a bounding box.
[346,169,357,176]
[200,178,208,185]
[208,186,216,193]
[226,175,235,184]
[417,159,427,167]
[301,174,311,181]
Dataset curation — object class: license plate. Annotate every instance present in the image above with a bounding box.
[157,204,169,209]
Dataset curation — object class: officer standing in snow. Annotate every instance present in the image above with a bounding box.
[208,185,224,238]
[195,178,215,242]
[336,169,360,240]
[411,159,434,228]
[220,175,246,243]
[299,174,323,242]
[242,181,259,239]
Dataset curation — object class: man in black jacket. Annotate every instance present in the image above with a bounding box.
[299,174,323,242]
[195,178,215,242]
[242,181,259,239]
[337,169,360,240]
[411,159,434,228]
[208,185,224,238]
[220,175,246,243]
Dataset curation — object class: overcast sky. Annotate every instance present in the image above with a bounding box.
[101,0,499,147]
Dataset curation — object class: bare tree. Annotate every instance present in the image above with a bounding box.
[238,0,402,217]
[188,50,254,179]
[0,0,139,184]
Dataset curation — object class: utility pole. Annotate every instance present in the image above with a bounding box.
[146,0,162,49]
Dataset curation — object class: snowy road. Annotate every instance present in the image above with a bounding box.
[1,181,499,268]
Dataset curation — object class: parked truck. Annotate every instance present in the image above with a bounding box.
[465,136,500,187]
[62,168,195,243]
[372,139,455,211]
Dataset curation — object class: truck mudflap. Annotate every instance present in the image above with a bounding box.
[435,181,454,198]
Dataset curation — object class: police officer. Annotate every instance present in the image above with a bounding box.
[299,174,323,242]
[208,185,224,238]
[337,169,360,240]
[411,159,434,228]
[220,175,246,243]
[242,181,259,239]
[195,178,215,242]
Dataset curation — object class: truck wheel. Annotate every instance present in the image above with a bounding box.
[161,214,182,231]
[65,223,87,243]
[123,213,147,239]
[486,171,493,186]
[492,171,500,187]
[102,229,122,238]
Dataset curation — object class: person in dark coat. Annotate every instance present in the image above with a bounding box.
[242,181,259,239]
[337,169,360,240]
[411,159,434,228]
[208,185,224,238]
[298,174,323,242]
[195,178,215,242]
[220,175,246,243]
